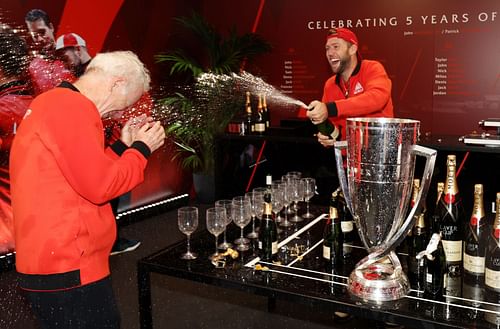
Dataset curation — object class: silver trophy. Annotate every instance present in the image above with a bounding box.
[334,118,436,302]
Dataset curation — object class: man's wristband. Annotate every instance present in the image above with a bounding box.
[326,102,338,117]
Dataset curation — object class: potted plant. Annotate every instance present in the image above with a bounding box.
[156,13,271,202]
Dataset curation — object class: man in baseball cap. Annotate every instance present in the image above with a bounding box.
[304,27,394,147]
[55,32,92,77]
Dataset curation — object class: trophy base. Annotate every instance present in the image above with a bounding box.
[347,255,410,303]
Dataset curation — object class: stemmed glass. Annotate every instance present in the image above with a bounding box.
[290,178,304,223]
[177,206,199,260]
[301,177,316,219]
[206,207,227,260]
[271,181,284,223]
[286,171,302,214]
[280,180,294,227]
[232,197,252,251]
[215,199,233,250]
[245,190,260,239]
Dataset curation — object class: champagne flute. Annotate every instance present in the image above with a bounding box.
[177,206,199,260]
[302,177,316,219]
[215,199,233,250]
[286,171,302,214]
[272,181,284,222]
[290,178,304,223]
[280,180,293,227]
[232,197,252,251]
[245,191,259,239]
[206,207,227,260]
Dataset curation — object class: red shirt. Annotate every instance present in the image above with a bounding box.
[300,59,394,139]
[0,81,32,254]
[11,84,148,290]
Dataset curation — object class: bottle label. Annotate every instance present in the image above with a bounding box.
[341,221,354,232]
[426,273,433,284]
[463,253,485,274]
[441,240,463,262]
[323,246,330,259]
[485,268,500,290]
[272,241,278,254]
[255,123,265,132]
[258,240,262,249]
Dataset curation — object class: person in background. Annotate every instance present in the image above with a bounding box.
[0,27,33,254]
[24,8,75,94]
[11,51,165,329]
[56,32,152,255]
[304,27,393,147]
[55,32,92,77]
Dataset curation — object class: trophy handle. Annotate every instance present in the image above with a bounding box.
[366,144,437,264]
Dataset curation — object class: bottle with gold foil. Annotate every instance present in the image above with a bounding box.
[244,91,254,135]
[463,184,486,285]
[435,155,465,297]
[323,191,343,273]
[401,179,420,255]
[254,94,266,134]
[485,193,500,305]
[258,193,277,262]
[262,94,270,128]
[408,179,428,291]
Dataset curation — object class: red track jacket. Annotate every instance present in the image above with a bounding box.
[300,59,394,139]
[11,82,150,291]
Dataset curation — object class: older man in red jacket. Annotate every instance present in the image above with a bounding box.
[11,50,165,329]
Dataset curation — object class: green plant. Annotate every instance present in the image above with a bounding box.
[156,12,271,175]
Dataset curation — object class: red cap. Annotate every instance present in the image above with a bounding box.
[55,33,86,50]
[326,28,359,45]
[326,28,361,60]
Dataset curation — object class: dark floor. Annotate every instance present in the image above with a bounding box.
[0,202,380,329]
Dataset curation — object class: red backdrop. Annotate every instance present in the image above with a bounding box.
[1,0,498,208]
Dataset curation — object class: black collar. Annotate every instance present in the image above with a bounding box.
[59,81,80,92]
[335,59,362,86]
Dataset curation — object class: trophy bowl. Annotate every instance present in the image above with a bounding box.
[334,118,436,302]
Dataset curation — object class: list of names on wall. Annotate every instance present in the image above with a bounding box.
[280,59,317,99]
[433,57,448,96]
[433,55,476,97]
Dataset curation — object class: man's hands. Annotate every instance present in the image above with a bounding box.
[306,100,328,124]
[316,132,335,148]
[121,115,166,153]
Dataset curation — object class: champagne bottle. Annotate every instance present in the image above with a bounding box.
[463,184,486,285]
[408,214,428,291]
[484,193,500,303]
[258,193,278,262]
[323,191,344,273]
[338,190,354,259]
[262,94,270,128]
[244,91,254,135]
[254,94,266,134]
[423,232,447,301]
[307,106,340,140]
[436,154,465,297]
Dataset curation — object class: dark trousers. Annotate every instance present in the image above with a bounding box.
[24,276,120,329]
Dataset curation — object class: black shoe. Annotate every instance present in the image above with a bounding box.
[110,238,141,256]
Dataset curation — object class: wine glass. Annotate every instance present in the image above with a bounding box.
[271,181,284,223]
[280,180,294,227]
[245,191,259,239]
[206,207,227,260]
[290,178,304,223]
[232,197,252,251]
[177,206,199,260]
[287,171,302,214]
[302,177,316,219]
[215,199,233,250]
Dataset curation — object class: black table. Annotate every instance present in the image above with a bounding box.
[137,210,500,329]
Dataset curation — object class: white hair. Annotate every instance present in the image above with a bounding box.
[86,50,151,92]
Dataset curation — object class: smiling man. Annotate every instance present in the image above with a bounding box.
[305,27,393,147]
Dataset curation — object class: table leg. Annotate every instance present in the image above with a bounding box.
[138,262,153,329]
